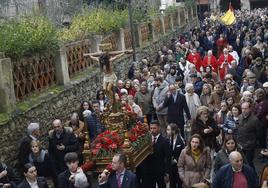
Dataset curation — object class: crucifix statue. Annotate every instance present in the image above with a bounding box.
[84,43,132,111]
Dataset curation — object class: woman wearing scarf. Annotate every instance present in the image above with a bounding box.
[178,134,211,188]
[27,140,58,187]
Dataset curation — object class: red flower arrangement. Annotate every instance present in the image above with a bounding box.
[91,130,124,157]
[91,122,149,157]
[129,121,148,142]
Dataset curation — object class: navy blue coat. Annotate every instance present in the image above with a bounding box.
[48,130,79,173]
[162,92,191,128]
[18,177,48,188]
[99,170,139,188]
[212,164,258,188]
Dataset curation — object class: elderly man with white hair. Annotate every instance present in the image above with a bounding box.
[18,122,40,168]
[212,151,258,188]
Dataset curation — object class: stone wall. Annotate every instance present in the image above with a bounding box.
[0,17,198,167]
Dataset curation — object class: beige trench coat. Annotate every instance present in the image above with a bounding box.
[178,147,211,188]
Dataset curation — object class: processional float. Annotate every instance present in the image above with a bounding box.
[82,43,153,172]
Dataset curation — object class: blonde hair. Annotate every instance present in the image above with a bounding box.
[196,106,209,119]
[30,140,41,148]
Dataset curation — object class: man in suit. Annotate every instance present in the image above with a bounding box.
[140,121,171,188]
[58,152,89,188]
[98,153,138,188]
[48,119,79,174]
[159,84,191,137]
[167,123,185,188]
[18,123,40,169]
[18,163,48,188]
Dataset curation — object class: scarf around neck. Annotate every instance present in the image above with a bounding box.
[29,150,47,163]
[191,149,201,162]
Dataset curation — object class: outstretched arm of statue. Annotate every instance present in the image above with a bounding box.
[109,52,125,62]
[109,49,133,62]
[108,49,133,55]
[84,51,105,57]
[88,55,100,63]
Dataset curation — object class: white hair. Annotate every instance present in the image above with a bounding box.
[207,50,213,55]
[120,88,128,95]
[70,112,79,119]
[82,110,92,118]
[74,171,89,188]
[229,151,242,162]
[242,91,252,97]
[185,83,194,92]
[27,123,40,135]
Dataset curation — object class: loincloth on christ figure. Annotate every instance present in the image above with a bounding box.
[103,72,117,88]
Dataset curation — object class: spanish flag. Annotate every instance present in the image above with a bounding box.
[220,3,236,26]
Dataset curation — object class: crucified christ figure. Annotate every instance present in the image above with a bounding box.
[84,43,132,110]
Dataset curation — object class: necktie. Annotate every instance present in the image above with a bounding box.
[153,136,157,145]
[117,174,122,188]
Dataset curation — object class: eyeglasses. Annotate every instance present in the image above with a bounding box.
[248,77,256,79]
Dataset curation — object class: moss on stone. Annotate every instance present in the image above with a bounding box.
[71,67,97,80]
[16,101,31,112]
[48,85,64,94]
[0,112,9,124]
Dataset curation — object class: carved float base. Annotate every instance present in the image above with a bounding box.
[93,143,153,173]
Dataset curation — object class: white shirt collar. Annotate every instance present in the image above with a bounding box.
[232,166,242,173]
[26,178,38,188]
[117,168,126,176]
[152,134,160,142]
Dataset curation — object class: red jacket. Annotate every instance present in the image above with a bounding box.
[187,52,202,72]
[217,54,234,80]
[202,55,218,72]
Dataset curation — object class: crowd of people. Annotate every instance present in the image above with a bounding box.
[1,8,268,188]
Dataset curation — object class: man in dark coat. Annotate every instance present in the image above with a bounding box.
[98,153,138,188]
[58,152,89,188]
[18,163,48,188]
[254,88,268,149]
[48,119,79,174]
[213,151,258,188]
[238,101,261,170]
[18,177,48,188]
[160,84,191,136]
[87,100,105,141]
[140,121,171,188]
